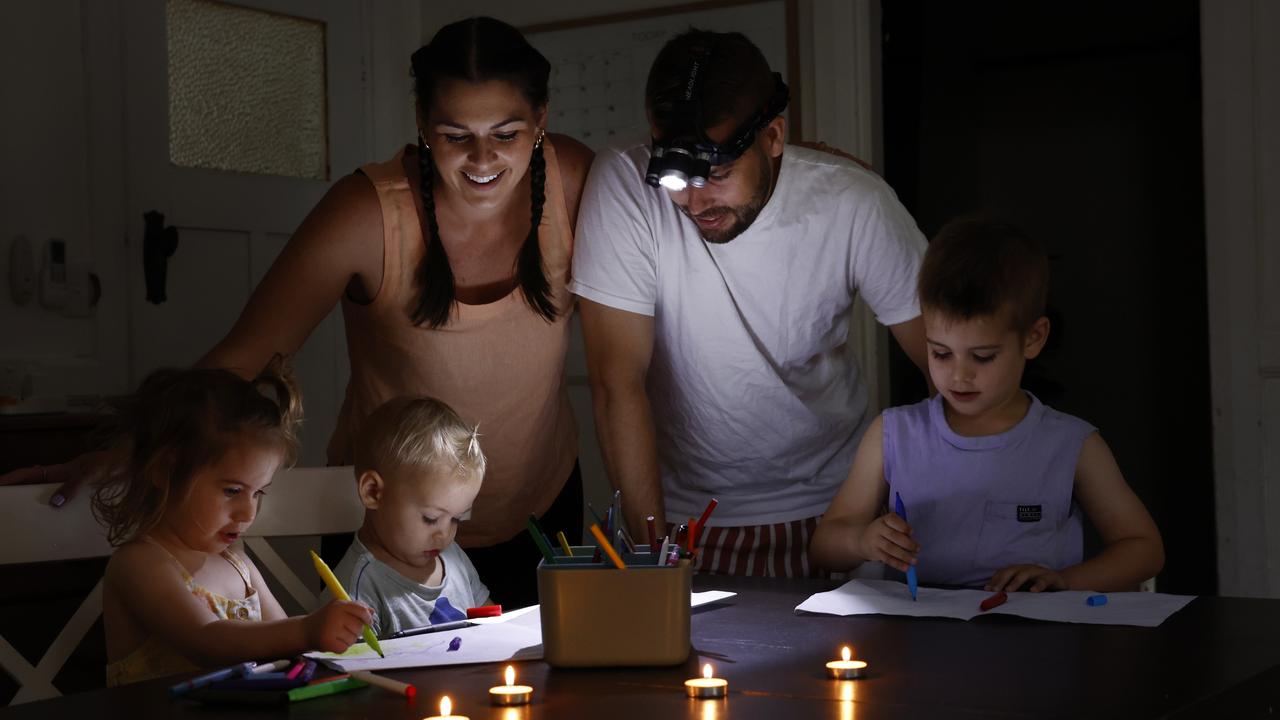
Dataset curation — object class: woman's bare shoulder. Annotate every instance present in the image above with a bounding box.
[548,133,595,225]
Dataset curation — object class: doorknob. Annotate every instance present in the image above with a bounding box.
[143,210,178,304]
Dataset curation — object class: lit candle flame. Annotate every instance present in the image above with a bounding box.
[505,665,515,687]
[842,646,851,662]
[440,695,452,716]
[703,663,713,679]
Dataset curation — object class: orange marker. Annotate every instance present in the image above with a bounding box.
[589,523,627,569]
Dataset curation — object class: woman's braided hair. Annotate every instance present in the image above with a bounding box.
[409,16,556,328]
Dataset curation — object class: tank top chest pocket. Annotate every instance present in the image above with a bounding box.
[973,500,1066,572]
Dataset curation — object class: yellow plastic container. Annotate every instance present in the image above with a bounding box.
[537,558,692,667]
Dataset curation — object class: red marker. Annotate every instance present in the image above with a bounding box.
[697,498,719,530]
[979,591,1008,612]
[646,515,658,552]
[351,670,415,699]
[467,605,502,619]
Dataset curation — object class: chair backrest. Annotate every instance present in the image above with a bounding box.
[0,466,361,704]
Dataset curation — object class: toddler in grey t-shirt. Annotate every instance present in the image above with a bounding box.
[329,396,491,638]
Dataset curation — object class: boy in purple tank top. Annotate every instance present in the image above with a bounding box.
[811,218,1164,592]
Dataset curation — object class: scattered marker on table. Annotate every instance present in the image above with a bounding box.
[169,661,256,697]
[287,675,367,703]
[979,591,1008,612]
[1087,594,1108,607]
[351,670,416,699]
[250,659,292,674]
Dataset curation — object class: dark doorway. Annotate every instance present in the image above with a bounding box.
[881,1,1215,594]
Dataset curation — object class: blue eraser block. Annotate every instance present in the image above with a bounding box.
[1086,594,1108,607]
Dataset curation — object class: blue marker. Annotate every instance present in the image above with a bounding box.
[169,661,256,697]
[1086,594,1108,607]
[894,492,918,601]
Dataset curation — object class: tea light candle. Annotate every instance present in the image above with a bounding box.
[826,646,868,679]
[685,663,728,698]
[489,665,533,706]
[424,695,470,720]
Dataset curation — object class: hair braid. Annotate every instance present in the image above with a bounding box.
[409,17,556,327]
[413,138,457,328]
[516,142,556,322]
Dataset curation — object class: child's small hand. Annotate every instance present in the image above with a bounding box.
[305,599,373,653]
[985,564,1067,593]
[859,513,919,573]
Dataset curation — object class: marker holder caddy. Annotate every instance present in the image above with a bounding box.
[537,549,692,667]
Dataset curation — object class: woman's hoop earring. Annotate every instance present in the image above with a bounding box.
[534,130,545,149]
[418,133,430,152]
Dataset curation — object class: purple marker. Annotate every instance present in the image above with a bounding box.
[447,636,462,652]
[297,660,319,683]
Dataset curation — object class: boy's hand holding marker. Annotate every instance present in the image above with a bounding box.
[858,510,919,574]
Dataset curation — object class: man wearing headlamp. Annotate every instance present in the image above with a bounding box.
[571,29,930,576]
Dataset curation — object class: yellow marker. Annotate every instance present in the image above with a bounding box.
[588,523,627,570]
[556,531,574,557]
[309,550,384,658]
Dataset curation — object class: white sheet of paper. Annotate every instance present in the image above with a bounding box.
[308,590,737,671]
[795,579,1194,628]
[691,590,736,607]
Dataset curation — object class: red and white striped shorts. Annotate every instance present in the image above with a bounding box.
[673,516,829,578]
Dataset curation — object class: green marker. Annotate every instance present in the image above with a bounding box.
[288,676,368,702]
[527,515,557,563]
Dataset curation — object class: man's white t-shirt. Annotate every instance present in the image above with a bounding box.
[570,144,926,526]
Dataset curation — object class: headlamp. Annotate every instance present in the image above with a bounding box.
[644,72,789,192]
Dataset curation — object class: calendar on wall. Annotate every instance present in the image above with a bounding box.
[524,1,794,152]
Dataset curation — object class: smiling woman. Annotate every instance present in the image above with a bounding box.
[318,18,594,607]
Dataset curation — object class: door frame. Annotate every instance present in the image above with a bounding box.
[1201,0,1280,598]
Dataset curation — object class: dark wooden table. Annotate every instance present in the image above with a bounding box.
[8,576,1280,719]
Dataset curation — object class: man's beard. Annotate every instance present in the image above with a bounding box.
[688,157,773,245]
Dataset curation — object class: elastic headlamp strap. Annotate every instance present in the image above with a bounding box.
[681,45,714,147]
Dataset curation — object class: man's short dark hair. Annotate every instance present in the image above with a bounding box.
[918,217,1049,335]
[645,29,775,138]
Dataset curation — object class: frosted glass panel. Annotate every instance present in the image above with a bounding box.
[167,0,328,179]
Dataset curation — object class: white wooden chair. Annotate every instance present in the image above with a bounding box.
[0,466,362,705]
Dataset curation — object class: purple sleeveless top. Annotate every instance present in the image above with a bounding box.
[882,393,1096,588]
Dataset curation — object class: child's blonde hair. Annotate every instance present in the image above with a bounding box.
[353,396,485,483]
[92,356,302,546]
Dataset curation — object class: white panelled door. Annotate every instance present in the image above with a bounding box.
[122,0,367,464]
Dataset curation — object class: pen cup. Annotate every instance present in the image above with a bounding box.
[537,558,692,667]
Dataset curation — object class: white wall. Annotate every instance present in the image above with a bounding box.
[0,2,129,403]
